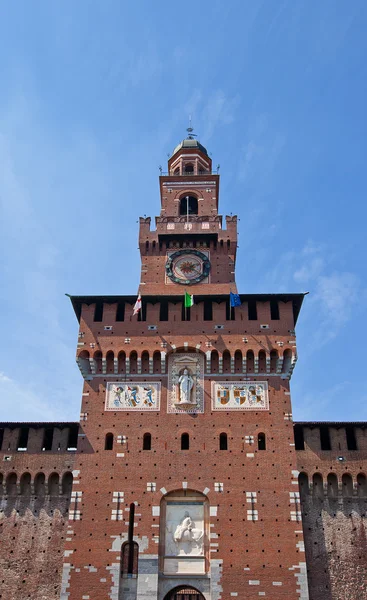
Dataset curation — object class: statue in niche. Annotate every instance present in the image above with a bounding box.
[172,511,204,555]
[178,368,195,405]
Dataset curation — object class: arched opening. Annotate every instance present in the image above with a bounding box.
[181,433,189,450]
[62,472,73,496]
[173,167,180,175]
[234,350,242,373]
[211,350,219,373]
[93,350,103,374]
[298,472,309,501]
[312,473,324,499]
[143,433,152,451]
[184,163,194,174]
[20,472,31,495]
[222,350,231,373]
[163,587,206,600]
[119,503,139,599]
[342,473,353,497]
[179,195,198,216]
[257,432,266,450]
[153,351,161,373]
[34,472,45,497]
[327,473,338,498]
[219,432,228,451]
[258,350,266,372]
[282,349,292,373]
[6,472,17,496]
[270,349,278,372]
[105,433,114,450]
[106,350,114,373]
[118,351,126,373]
[48,472,59,496]
[130,351,138,374]
[357,473,367,496]
[141,350,149,373]
[246,349,254,372]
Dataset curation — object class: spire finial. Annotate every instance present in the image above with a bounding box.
[186,115,197,139]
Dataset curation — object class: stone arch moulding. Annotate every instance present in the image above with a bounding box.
[163,586,207,600]
[167,352,204,414]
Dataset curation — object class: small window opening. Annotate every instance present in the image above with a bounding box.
[258,433,266,450]
[67,426,79,451]
[17,427,29,451]
[320,426,331,451]
[181,433,189,450]
[345,426,357,451]
[94,302,103,322]
[143,433,151,451]
[42,427,54,451]
[248,300,257,320]
[116,302,125,322]
[294,425,305,450]
[105,433,113,450]
[179,196,198,216]
[160,300,169,321]
[270,300,280,320]
[219,432,228,450]
[204,300,213,321]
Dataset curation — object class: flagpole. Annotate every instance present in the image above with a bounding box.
[185,288,187,322]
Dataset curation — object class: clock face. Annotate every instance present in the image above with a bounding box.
[165,249,211,285]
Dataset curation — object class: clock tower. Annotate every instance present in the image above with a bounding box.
[139,130,238,296]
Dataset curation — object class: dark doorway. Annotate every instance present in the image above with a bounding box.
[163,587,205,600]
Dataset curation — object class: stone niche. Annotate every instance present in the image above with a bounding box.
[160,490,209,576]
[167,353,204,414]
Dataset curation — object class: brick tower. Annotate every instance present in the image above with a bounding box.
[60,130,309,600]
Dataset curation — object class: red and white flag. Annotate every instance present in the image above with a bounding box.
[133,293,142,315]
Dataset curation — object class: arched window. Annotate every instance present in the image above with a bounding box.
[357,473,367,497]
[20,472,31,495]
[298,472,309,500]
[257,433,266,450]
[48,472,59,496]
[153,351,161,373]
[211,350,219,373]
[219,432,228,451]
[62,472,73,496]
[342,473,353,497]
[179,196,198,216]
[312,473,324,499]
[6,472,17,496]
[93,350,103,374]
[143,433,152,451]
[34,472,45,497]
[181,433,189,450]
[282,349,292,373]
[327,473,338,498]
[105,433,113,450]
[184,163,194,174]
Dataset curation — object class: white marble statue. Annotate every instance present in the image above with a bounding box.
[178,368,195,404]
[173,511,204,555]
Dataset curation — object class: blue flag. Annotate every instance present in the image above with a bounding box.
[230,292,241,307]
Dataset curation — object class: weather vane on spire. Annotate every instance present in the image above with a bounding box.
[186,115,197,139]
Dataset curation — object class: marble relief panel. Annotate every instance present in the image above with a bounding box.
[105,382,161,411]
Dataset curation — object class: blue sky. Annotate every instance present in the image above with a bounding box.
[0,1,366,422]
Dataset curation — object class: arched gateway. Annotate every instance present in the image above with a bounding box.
[163,586,206,600]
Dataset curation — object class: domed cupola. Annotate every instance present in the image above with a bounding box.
[168,125,212,176]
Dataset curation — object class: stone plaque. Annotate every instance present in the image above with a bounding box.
[105,382,160,411]
[212,381,269,411]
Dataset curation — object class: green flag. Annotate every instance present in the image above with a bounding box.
[184,292,194,308]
